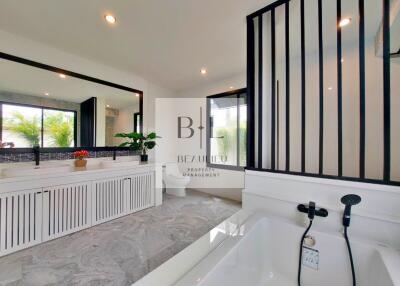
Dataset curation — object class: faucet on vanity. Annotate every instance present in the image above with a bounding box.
[33,146,40,166]
[113,147,117,161]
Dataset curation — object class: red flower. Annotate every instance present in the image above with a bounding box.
[73,150,89,159]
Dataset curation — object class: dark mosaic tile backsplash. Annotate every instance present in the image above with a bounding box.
[0,150,139,163]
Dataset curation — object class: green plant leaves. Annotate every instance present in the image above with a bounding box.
[144,141,156,149]
[114,132,159,153]
[43,111,74,147]
[4,111,40,147]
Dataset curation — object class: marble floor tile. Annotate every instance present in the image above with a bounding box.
[0,190,240,286]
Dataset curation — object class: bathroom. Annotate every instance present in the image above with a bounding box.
[0,0,399,285]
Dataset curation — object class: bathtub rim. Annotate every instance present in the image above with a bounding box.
[173,212,400,286]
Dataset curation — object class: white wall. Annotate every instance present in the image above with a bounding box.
[96,97,106,146]
[0,29,175,141]
[113,103,139,146]
[243,171,400,248]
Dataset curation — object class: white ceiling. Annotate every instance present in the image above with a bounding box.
[0,0,271,91]
[0,0,396,91]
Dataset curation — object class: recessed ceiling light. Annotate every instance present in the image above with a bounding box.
[106,104,110,108]
[328,86,333,91]
[104,14,116,24]
[45,92,50,96]
[339,18,351,28]
[200,68,207,75]
[59,73,66,79]
[229,86,234,90]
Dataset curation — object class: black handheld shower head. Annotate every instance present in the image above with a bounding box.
[341,194,361,227]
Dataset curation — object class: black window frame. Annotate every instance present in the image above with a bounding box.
[206,88,247,171]
[0,101,77,148]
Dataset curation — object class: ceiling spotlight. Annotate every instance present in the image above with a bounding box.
[104,14,116,24]
[106,104,110,108]
[44,92,50,96]
[229,86,234,90]
[328,86,333,91]
[59,73,66,79]
[200,68,207,75]
[339,18,351,28]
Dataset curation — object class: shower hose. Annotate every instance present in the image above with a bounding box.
[297,219,313,286]
[297,221,356,286]
[344,227,356,286]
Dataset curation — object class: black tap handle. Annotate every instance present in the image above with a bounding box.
[297,203,328,218]
[308,201,316,220]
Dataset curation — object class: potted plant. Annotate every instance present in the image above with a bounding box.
[114,132,159,162]
[73,150,89,167]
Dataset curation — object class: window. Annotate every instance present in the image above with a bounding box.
[207,89,247,170]
[134,112,142,133]
[0,103,76,148]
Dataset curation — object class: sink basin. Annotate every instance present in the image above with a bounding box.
[2,164,73,178]
[101,158,140,169]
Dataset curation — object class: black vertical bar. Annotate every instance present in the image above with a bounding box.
[318,0,324,175]
[258,15,263,169]
[73,111,77,147]
[139,93,144,133]
[237,93,241,166]
[0,104,3,142]
[277,81,280,169]
[337,0,343,177]
[359,0,366,179]
[383,0,391,182]
[271,9,276,170]
[300,0,306,173]
[285,2,290,172]
[246,16,255,168]
[206,98,211,165]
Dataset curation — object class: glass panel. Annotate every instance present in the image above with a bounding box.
[43,109,75,147]
[2,104,42,147]
[210,95,238,166]
[239,94,247,167]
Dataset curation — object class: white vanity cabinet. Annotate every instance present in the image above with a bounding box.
[92,176,127,226]
[126,171,155,214]
[0,164,157,257]
[0,188,42,257]
[42,182,92,241]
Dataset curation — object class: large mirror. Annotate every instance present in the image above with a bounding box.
[0,54,142,149]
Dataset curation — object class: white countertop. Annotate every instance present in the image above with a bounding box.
[0,158,159,191]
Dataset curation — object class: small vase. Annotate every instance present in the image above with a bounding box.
[140,154,148,162]
[75,159,87,168]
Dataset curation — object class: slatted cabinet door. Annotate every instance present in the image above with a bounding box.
[42,182,92,242]
[0,189,42,257]
[126,172,155,214]
[92,177,126,226]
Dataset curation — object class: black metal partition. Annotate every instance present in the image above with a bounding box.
[246,0,398,185]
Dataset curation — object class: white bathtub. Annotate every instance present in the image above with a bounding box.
[174,214,400,286]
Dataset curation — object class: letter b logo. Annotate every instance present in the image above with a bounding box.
[178,117,194,138]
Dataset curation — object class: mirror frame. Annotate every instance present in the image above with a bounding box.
[0,51,143,153]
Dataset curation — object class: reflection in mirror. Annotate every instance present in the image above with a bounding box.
[0,56,142,148]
